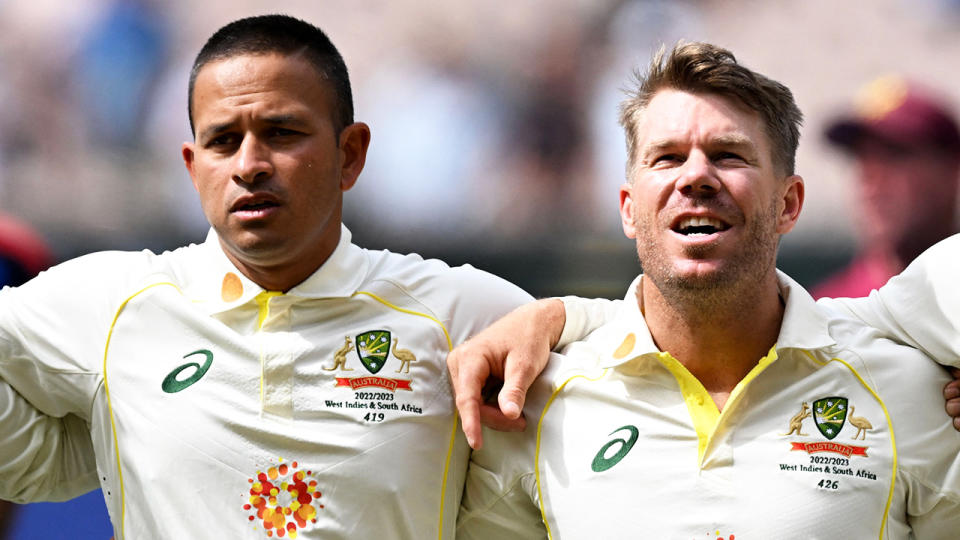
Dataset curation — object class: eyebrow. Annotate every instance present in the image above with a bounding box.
[711,133,755,150]
[198,122,234,143]
[262,114,308,129]
[641,134,757,157]
[197,115,309,143]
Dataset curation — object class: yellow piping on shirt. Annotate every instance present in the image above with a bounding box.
[353,291,453,349]
[535,368,609,540]
[254,291,283,409]
[655,352,720,463]
[656,345,780,465]
[103,285,460,539]
[802,350,896,540]
[102,281,179,540]
[352,290,455,540]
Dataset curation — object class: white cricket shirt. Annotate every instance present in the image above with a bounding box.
[458,272,960,539]
[820,233,960,368]
[0,225,532,539]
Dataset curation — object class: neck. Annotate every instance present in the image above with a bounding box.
[220,229,341,293]
[225,257,320,293]
[640,269,784,408]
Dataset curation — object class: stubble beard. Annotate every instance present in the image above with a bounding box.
[634,197,781,315]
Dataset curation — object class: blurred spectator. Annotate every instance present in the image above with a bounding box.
[350,44,505,247]
[0,213,52,287]
[72,0,170,150]
[812,75,960,298]
[0,213,112,540]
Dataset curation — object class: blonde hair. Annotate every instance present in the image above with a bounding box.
[619,42,802,176]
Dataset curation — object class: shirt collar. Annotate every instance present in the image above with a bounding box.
[595,270,837,368]
[773,269,837,352]
[186,224,369,315]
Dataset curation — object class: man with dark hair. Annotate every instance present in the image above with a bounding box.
[454,43,960,538]
[187,15,355,135]
[0,14,530,539]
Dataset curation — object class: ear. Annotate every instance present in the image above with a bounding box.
[619,183,638,239]
[182,142,199,192]
[776,175,804,234]
[338,122,371,192]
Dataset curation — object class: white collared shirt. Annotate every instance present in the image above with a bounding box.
[0,225,532,539]
[458,272,960,539]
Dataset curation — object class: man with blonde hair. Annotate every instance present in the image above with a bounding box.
[454,42,960,538]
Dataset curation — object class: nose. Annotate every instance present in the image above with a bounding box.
[677,151,720,196]
[233,134,274,184]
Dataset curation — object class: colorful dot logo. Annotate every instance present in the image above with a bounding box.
[243,460,323,538]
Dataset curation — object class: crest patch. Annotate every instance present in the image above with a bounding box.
[813,397,847,440]
[355,330,391,374]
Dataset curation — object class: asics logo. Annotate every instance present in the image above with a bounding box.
[161,349,214,393]
[591,425,639,472]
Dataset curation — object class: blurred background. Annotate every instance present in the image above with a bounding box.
[1,0,960,537]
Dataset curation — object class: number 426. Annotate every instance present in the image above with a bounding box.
[817,479,839,490]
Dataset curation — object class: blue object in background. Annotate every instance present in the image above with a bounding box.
[74,0,170,149]
[5,490,113,539]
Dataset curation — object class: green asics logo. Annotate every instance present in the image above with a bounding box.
[162,349,214,393]
[591,425,639,472]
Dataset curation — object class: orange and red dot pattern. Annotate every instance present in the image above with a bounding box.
[243,459,323,538]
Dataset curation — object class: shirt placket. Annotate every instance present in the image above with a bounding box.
[254,292,296,419]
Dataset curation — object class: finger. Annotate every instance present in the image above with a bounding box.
[458,395,483,450]
[944,380,960,400]
[949,367,960,379]
[947,397,960,419]
[448,351,491,450]
[955,416,960,432]
[479,403,527,433]
[498,351,550,420]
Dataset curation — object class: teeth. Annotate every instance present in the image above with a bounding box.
[678,216,724,230]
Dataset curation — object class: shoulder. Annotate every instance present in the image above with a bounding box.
[1,243,206,314]
[827,319,949,391]
[360,248,523,294]
[11,249,162,298]
[356,248,533,337]
[879,235,960,306]
[827,321,960,470]
[879,234,960,317]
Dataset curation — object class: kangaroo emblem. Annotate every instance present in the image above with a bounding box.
[323,337,355,371]
[781,402,811,436]
[392,338,417,374]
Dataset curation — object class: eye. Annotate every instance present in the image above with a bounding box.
[652,153,684,166]
[205,133,240,149]
[714,151,746,163]
[267,127,302,138]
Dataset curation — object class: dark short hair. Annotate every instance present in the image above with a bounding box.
[620,42,803,177]
[188,14,353,135]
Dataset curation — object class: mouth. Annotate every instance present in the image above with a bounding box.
[671,216,731,237]
[229,193,282,220]
[230,194,281,213]
[235,201,279,211]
